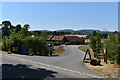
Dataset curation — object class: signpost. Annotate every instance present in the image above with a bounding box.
[83,49,91,62]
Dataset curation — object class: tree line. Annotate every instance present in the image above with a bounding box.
[31,31,71,36]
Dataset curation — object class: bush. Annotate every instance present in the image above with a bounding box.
[24,36,49,55]
[90,32,102,58]
[79,38,85,44]
[2,36,10,51]
[2,29,24,51]
[103,33,119,63]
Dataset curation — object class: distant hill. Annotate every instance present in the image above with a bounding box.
[75,29,100,34]
[30,29,109,35]
[40,30,50,32]
[55,29,75,33]
[29,30,50,32]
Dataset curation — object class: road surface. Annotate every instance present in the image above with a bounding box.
[0,45,103,79]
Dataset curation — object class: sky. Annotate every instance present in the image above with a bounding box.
[1,2,118,31]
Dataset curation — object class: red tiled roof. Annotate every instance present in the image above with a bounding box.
[51,35,65,41]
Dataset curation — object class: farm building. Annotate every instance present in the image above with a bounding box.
[47,35,85,45]
[62,36,85,44]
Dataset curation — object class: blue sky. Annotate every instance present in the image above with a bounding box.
[2,2,118,31]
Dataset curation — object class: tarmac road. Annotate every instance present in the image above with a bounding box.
[1,45,103,79]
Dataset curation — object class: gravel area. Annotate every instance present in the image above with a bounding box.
[84,59,120,79]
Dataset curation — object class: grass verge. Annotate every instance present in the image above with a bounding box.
[52,46,65,56]
[78,45,94,59]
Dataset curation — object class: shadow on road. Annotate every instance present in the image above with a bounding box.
[2,64,58,79]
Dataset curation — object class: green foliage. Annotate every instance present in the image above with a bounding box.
[24,36,49,55]
[15,24,22,32]
[2,36,11,51]
[2,28,26,51]
[0,30,2,42]
[65,42,71,45]
[103,33,119,63]
[101,33,108,39]
[2,21,14,37]
[79,38,85,44]
[90,32,102,58]
[1,22,50,56]
[40,32,48,40]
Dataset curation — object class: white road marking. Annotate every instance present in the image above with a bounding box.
[3,54,104,78]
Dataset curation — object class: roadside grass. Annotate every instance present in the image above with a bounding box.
[52,46,65,56]
[78,45,94,59]
[0,42,2,49]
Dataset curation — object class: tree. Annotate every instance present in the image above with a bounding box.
[20,24,30,37]
[60,31,65,35]
[23,24,30,31]
[90,32,102,58]
[40,32,48,40]
[1,25,9,37]
[2,21,14,37]
[53,31,57,35]
[15,24,22,32]
[2,21,11,37]
[103,33,119,64]
[101,33,108,39]
[24,36,49,55]
[1,22,50,56]
[0,30,2,42]
[2,21,12,28]
[118,32,120,64]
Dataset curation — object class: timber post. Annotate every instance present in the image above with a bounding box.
[104,48,107,64]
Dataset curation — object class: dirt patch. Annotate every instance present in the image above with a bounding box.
[84,59,120,79]
[0,51,26,56]
[0,51,8,54]
[79,45,120,79]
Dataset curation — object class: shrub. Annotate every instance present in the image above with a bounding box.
[2,29,24,51]
[2,36,10,51]
[79,38,85,44]
[24,36,49,55]
[90,32,102,58]
[103,33,119,63]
